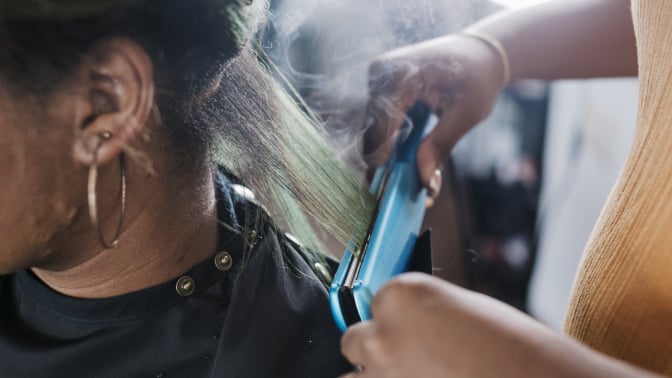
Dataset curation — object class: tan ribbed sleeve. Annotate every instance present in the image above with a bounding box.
[564,0,672,374]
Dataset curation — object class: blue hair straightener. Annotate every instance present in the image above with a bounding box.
[330,102,436,332]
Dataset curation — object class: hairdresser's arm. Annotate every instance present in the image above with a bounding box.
[473,0,637,81]
[340,273,660,378]
[365,0,636,200]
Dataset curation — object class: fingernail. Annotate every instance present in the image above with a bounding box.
[429,176,439,195]
[429,169,441,192]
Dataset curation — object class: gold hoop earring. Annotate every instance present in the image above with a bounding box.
[88,132,127,249]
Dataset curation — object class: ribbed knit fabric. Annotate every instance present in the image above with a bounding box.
[564,1,672,374]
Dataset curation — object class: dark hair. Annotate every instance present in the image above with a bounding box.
[0,0,375,253]
[0,0,265,153]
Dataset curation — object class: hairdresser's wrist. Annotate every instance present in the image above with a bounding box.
[457,30,510,90]
[459,0,637,81]
[461,11,526,84]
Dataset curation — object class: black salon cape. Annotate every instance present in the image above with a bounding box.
[0,173,351,378]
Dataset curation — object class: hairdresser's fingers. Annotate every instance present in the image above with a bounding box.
[415,109,464,201]
[338,365,368,378]
[341,321,382,368]
[417,136,450,203]
[417,73,498,199]
[424,169,442,208]
[363,95,418,173]
[362,103,405,177]
[364,58,424,172]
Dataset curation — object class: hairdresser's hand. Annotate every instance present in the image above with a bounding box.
[339,273,653,378]
[364,34,506,204]
[340,273,542,378]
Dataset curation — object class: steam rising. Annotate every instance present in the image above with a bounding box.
[264,0,500,170]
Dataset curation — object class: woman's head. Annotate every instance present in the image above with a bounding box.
[0,0,269,271]
[0,0,268,153]
[0,0,374,273]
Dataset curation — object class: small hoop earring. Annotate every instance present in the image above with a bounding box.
[88,132,127,249]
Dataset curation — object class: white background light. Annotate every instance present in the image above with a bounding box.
[489,0,548,8]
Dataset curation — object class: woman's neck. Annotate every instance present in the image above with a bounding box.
[32,161,220,299]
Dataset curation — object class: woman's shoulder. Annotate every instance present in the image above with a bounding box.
[217,223,351,377]
[215,173,351,377]
[217,169,337,290]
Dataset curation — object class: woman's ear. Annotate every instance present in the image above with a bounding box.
[71,38,154,166]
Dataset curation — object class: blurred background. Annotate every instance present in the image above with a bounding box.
[262,0,638,331]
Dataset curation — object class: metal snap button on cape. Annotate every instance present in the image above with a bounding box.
[214,251,233,272]
[176,276,196,296]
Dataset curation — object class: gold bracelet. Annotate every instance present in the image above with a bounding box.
[459,30,511,89]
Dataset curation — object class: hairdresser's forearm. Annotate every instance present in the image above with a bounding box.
[470,0,637,80]
[529,336,661,378]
